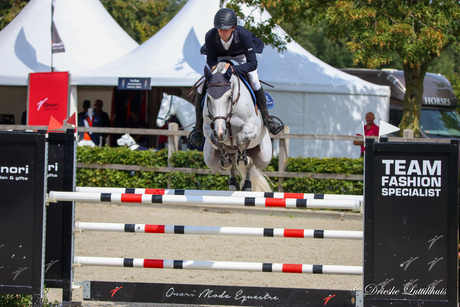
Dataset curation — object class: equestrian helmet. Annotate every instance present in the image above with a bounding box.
[214,8,237,30]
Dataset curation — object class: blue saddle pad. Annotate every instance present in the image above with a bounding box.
[239,75,275,109]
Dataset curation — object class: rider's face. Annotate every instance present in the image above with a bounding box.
[217,27,235,42]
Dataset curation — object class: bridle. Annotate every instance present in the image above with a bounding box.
[206,74,241,128]
[156,94,173,123]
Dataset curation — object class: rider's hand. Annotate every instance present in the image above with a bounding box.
[223,64,234,82]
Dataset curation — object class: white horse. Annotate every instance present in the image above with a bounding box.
[156,92,195,131]
[203,62,272,192]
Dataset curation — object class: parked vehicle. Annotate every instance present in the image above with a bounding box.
[340,69,460,139]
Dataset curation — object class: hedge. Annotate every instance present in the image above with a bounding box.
[76,147,364,195]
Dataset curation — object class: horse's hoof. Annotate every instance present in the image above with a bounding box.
[242,180,251,191]
[228,177,240,191]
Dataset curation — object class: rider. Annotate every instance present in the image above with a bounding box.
[187,8,284,148]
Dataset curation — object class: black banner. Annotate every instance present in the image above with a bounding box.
[85,281,356,306]
[0,131,47,306]
[364,140,458,306]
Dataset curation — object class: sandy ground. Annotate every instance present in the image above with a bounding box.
[47,202,364,305]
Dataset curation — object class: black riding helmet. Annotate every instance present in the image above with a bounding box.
[214,8,237,30]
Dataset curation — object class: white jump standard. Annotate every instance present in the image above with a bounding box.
[48,192,361,210]
[75,222,364,240]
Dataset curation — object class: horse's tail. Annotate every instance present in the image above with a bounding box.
[237,164,272,192]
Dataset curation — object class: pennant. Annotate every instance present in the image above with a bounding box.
[354,121,365,143]
[66,112,76,126]
[47,116,63,133]
[379,120,400,137]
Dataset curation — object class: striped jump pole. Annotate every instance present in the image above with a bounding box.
[74,256,363,275]
[75,222,363,240]
[49,192,361,210]
[75,186,363,202]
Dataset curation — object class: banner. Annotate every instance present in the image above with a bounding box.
[27,72,69,126]
[51,0,65,53]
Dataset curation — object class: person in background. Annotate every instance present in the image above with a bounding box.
[353,111,379,157]
[128,111,147,148]
[78,100,91,121]
[78,104,103,146]
[187,8,284,148]
[93,99,111,146]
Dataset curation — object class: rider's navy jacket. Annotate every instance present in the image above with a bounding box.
[201,25,264,76]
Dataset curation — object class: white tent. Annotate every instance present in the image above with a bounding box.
[0,0,138,86]
[0,0,139,125]
[72,0,391,158]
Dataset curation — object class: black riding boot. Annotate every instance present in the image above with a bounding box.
[254,87,284,135]
[187,92,205,148]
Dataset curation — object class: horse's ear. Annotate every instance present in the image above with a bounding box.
[163,92,167,98]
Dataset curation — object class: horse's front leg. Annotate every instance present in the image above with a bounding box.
[236,119,258,146]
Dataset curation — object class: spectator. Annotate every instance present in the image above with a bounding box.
[128,111,147,148]
[78,106,103,146]
[93,99,111,146]
[78,100,91,122]
[354,112,379,157]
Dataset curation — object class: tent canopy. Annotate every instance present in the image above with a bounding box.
[0,0,139,85]
[71,0,390,158]
[72,0,388,97]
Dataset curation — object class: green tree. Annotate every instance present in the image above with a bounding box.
[101,0,186,44]
[229,0,460,137]
[0,0,28,30]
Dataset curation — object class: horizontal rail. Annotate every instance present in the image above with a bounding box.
[75,222,363,240]
[0,125,450,142]
[75,187,363,201]
[74,256,363,275]
[49,192,361,210]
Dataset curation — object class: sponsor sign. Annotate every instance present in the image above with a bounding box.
[27,72,69,125]
[364,140,458,306]
[0,131,47,303]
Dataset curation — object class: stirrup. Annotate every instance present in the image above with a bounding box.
[264,116,284,135]
[187,127,204,148]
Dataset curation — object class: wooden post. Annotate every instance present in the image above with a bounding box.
[167,123,179,166]
[167,123,179,188]
[277,126,289,192]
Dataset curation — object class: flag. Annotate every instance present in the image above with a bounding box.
[51,0,65,53]
[47,116,63,133]
[66,112,76,126]
[379,120,400,137]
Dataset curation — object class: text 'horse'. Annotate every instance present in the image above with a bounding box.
[203,62,272,191]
